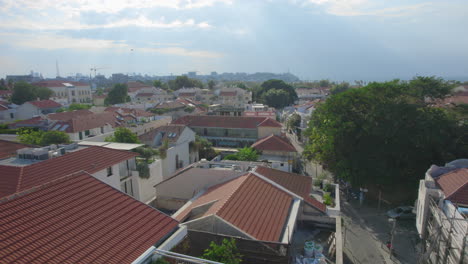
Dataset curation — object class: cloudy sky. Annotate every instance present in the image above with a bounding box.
[1,0,467,81]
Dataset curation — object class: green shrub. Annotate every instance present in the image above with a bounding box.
[323,192,334,206]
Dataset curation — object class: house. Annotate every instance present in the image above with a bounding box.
[0,102,16,123]
[243,103,276,118]
[105,106,158,122]
[93,94,106,106]
[0,146,139,199]
[48,111,117,141]
[139,125,196,181]
[33,80,92,104]
[172,115,282,147]
[0,170,181,264]
[217,88,251,107]
[252,134,298,172]
[15,99,62,120]
[415,159,468,264]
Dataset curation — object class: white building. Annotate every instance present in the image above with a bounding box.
[139,125,197,181]
[15,100,62,120]
[415,159,468,264]
[33,80,92,104]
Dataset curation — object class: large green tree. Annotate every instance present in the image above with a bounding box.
[105,127,140,143]
[304,78,467,198]
[257,79,297,108]
[105,83,128,105]
[11,82,53,105]
[18,129,70,146]
[224,147,259,161]
[173,76,203,90]
[330,82,350,95]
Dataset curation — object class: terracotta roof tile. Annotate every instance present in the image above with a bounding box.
[53,112,118,133]
[252,134,297,152]
[0,172,178,264]
[172,115,281,129]
[47,109,93,121]
[0,146,138,198]
[436,168,468,205]
[27,100,62,109]
[254,166,326,213]
[176,173,293,242]
[139,125,186,144]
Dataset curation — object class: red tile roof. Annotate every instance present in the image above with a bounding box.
[127,81,153,93]
[0,140,35,159]
[0,171,178,264]
[0,146,138,198]
[172,115,282,129]
[139,125,186,144]
[9,116,47,127]
[105,107,154,118]
[155,101,186,109]
[254,166,326,213]
[51,112,118,133]
[220,91,237,96]
[175,173,293,242]
[252,134,297,152]
[33,80,89,87]
[27,100,62,109]
[47,109,94,121]
[436,168,468,205]
[0,90,12,97]
[178,92,196,97]
[0,103,8,110]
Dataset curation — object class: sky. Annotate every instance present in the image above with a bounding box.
[0,0,467,81]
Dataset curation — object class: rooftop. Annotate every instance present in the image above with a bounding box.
[0,140,35,159]
[47,109,94,121]
[436,168,468,206]
[139,124,186,144]
[33,80,89,87]
[27,100,62,109]
[175,172,294,242]
[0,146,138,198]
[0,171,178,264]
[172,115,282,129]
[252,134,297,152]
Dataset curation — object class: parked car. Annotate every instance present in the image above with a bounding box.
[387,206,415,219]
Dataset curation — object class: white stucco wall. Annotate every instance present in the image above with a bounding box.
[161,128,195,180]
[258,126,282,138]
[134,159,163,204]
[16,103,41,120]
[91,163,122,190]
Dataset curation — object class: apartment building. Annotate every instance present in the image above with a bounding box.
[33,80,92,104]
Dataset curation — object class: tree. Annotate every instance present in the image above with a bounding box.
[257,79,297,108]
[153,80,163,88]
[105,83,128,105]
[134,147,158,163]
[0,78,7,90]
[208,80,216,90]
[57,103,91,112]
[202,238,242,264]
[41,131,71,145]
[11,82,54,104]
[287,113,301,130]
[330,82,350,95]
[35,86,53,100]
[105,127,140,143]
[224,147,259,161]
[18,129,70,146]
[319,79,331,87]
[408,76,453,102]
[263,89,290,108]
[173,76,204,90]
[96,87,104,96]
[304,78,467,199]
[194,135,217,160]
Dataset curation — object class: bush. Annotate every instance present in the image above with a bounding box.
[313,179,322,187]
[202,238,242,264]
[0,128,19,134]
[323,183,333,192]
[323,192,334,206]
[137,162,150,179]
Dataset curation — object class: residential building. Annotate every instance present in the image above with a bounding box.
[15,99,62,120]
[139,125,196,180]
[0,102,16,123]
[252,134,298,172]
[135,90,174,103]
[93,94,106,106]
[172,115,282,147]
[0,170,181,264]
[415,159,468,264]
[47,111,117,140]
[295,87,328,104]
[0,90,12,100]
[243,103,276,118]
[216,88,251,107]
[33,80,92,104]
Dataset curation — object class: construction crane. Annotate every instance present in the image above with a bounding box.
[90,67,109,78]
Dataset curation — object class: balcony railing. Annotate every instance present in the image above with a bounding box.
[153,249,223,264]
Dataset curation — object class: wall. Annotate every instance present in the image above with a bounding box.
[162,143,189,179]
[91,163,122,190]
[258,126,282,138]
[134,159,163,204]
[16,103,40,120]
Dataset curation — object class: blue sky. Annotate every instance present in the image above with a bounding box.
[0,0,467,81]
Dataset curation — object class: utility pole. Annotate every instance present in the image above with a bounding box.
[389,218,397,258]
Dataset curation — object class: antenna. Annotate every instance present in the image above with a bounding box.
[56,60,60,78]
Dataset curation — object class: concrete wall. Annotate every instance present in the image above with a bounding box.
[92,163,122,190]
[258,126,282,138]
[16,103,40,120]
[161,128,194,180]
[134,159,163,204]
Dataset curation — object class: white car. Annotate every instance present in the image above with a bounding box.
[387,206,415,219]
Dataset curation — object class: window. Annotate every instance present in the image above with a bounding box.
[107,167,113,176]
[71,91,75,96]
[175,154,179,169]
[224,129,228,136]
[10,113,14,119]
[204,128,208,136]
[280,163,284,167]
[85,130,90,136]
[100,126,104,133]
[79,131,83,140]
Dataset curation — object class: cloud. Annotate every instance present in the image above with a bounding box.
[0,32,223,58]
[300,0,433,17]
[0,15,212,31]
